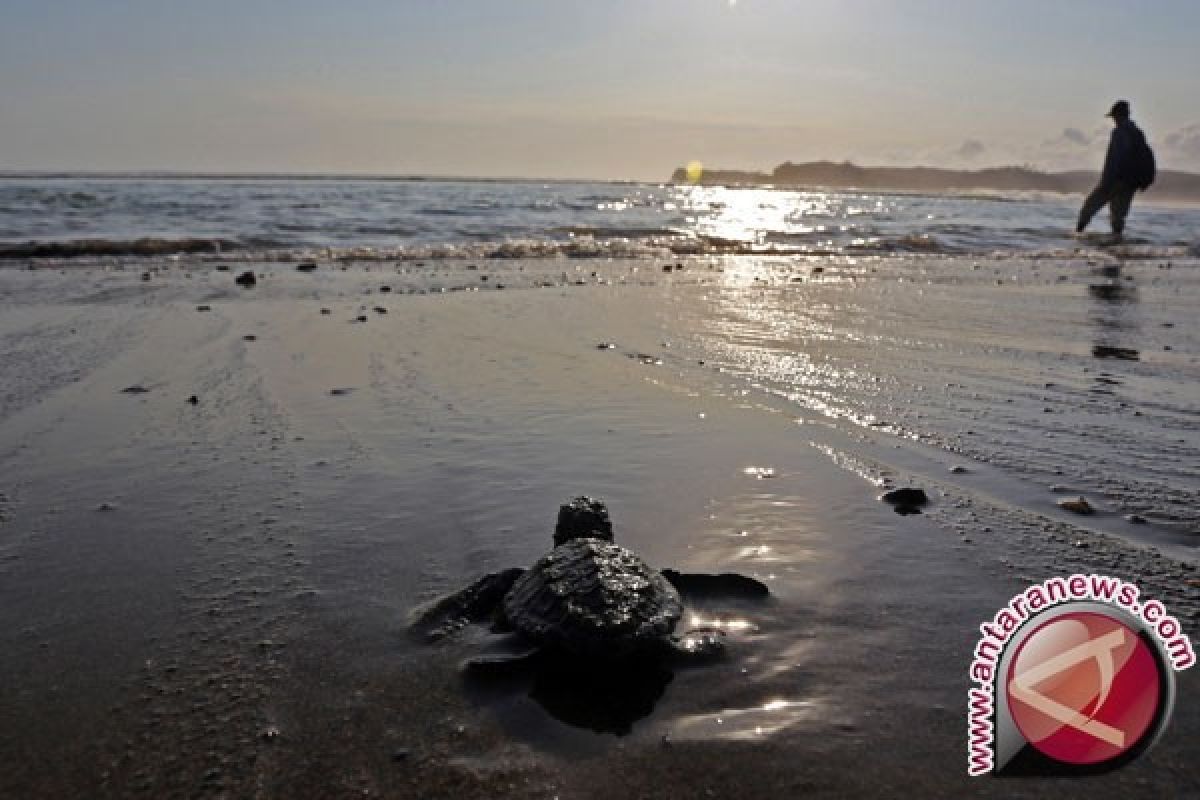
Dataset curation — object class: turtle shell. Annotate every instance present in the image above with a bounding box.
[503,539,683,659]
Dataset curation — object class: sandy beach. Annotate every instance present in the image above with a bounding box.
[1,253,1198,798]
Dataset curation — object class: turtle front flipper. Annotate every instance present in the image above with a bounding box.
[661,569,769,601]
[409,567,525,641]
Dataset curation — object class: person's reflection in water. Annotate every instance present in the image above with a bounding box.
[1088,260,1141,363]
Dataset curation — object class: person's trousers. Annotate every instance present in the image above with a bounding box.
[1076,181,1136,235]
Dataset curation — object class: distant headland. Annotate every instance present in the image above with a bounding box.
[670,161,1200,202]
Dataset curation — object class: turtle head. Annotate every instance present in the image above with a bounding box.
[553,496,615,547]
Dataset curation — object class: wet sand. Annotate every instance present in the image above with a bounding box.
[0,256,1197,798]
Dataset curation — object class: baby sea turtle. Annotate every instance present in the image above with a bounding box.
[411,496,768,667]
[411,497,768,734]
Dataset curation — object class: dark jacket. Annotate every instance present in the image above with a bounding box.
[1102,118,1146,186]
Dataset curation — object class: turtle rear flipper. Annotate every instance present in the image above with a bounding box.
[661,569,769,601]
[463,642,544,679]
[409,567,525,641]
[667,628,727,666]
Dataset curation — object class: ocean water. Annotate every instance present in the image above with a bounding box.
[1,176,1198,262]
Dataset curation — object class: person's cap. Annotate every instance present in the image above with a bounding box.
[1106,100,1130,118]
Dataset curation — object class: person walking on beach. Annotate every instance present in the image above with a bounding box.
[1075,100,1155,240]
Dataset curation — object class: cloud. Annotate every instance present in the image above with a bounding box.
[957,139,985,160]
[1061,127,1090,147]
[1041,127,1095,149]
[1163,123,1200,164]
[1020,125,1112,171]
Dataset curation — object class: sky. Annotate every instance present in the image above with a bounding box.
[2,0,1199,180]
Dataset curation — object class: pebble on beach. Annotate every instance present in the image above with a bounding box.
[1058,497,1094,515]
[235,271,257,287]
[881,487,928,515]
[882,487,928,506]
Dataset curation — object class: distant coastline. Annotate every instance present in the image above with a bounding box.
[670,161,1200,202]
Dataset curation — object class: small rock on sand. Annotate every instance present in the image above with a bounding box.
[235,271,257,287]
[295,262,318,272]
[120,385,150,394]
[881,487,928,515]
[196,305,211,312]
[187,395,198,405]
[1058,497,1094,515]
[882,487,928,506]
[329,388,355,396]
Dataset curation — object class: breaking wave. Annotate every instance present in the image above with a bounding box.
[847,233,956,254]
[0,237,251,260]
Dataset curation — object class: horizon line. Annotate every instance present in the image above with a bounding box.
[3,161,1198,184]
